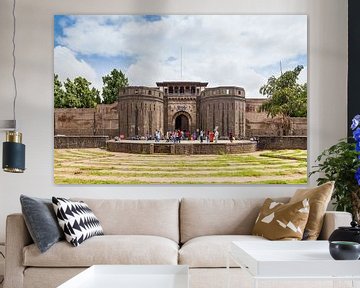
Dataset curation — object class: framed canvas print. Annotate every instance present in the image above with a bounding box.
[54,15,307,185]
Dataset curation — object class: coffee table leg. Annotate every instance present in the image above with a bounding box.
[226,252,230,288]
[252,278,258,288]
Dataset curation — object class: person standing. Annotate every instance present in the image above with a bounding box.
[157,130,161,142]
[199,130,204,143]
[214,129,219,143]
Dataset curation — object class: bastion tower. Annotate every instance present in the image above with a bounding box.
[118,86,164,138]
[200,86,246,138]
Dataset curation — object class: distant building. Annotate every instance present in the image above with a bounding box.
[54,81,307,138]
[118,81,246,138]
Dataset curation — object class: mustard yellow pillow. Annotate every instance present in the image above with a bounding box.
[289,181,334,240]
[252,198,310,240]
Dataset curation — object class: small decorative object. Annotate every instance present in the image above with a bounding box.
[329,221,360,244]
[329,241,360,260]
[310,114,360,222]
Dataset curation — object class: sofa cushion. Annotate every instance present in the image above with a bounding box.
[179,235,267,268]
[180,198,289,243]
[72,198,179,243]
[252,198,310,240]
[20,195,64,253]
[23,235,178,267]
[290,181,334,240]
[52,197,104,247]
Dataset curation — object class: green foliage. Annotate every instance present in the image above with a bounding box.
[102,69,129,104]
[309,139,360,213]
[54,74,65,108]
[65,77,101,108]
[259,65,307,134]
[54,69,129,107]
[54,75,101,108]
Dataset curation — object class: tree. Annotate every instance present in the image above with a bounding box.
[58,77,101,108]
[102,69,129,104]
[54,74,65,108]
[259,65,307,135]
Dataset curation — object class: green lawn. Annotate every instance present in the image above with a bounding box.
[54,148,307,184]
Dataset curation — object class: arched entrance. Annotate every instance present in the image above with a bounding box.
[175,114,189,131]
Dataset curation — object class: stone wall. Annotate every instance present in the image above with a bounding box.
[107,141,257,155]
[54,136,109,149]
[55,103,118,137]
[107,141,154,154]
[54,98,307,139]
[257,136,307,150]
[245,99,307,137]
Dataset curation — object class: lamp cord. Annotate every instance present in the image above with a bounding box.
[12,0,17,129]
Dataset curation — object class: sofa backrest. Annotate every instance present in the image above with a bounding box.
[180,198,289,243]
[73,198,180,243]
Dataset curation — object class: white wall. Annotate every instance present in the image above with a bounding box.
[0,0,348,242]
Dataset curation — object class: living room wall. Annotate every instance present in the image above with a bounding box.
[0,0,347,242]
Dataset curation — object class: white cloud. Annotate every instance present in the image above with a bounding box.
[55,15,307,97]
[54,46,102,91]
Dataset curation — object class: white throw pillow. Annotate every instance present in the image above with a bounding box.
[52,197,103,247]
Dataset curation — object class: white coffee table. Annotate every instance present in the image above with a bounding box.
[228,241,360,288]
[58,265,189,288]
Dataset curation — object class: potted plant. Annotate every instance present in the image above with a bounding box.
[310,115,360,222]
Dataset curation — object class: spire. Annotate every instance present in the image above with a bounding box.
[180,46,183,79]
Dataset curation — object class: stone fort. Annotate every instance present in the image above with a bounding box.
[54,81,307,139]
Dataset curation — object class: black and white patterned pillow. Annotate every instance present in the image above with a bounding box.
[52,197,104,247]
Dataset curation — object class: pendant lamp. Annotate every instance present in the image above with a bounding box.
[1,0,26,173]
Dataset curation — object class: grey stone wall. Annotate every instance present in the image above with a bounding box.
[54,136,109,149]
[106,141,257,155]
[55,103,118,137]
[257,136,307,150]
[245,99,307,137]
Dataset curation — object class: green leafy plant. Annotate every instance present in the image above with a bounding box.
[310,139,360,221]
[259,65,307,136]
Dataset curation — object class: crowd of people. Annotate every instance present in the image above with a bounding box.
[114,127,240,143]
[152,128,230,144]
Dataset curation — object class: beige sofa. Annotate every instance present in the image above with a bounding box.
[4,198,352,288]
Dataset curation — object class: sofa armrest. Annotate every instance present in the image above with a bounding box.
[318,211,352,240]
[4,213,33,288]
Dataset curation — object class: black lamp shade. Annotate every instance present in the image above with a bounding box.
[3,141,25,173]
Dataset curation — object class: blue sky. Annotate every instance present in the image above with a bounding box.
[54,15,307,98]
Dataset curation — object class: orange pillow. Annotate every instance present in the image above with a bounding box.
[290,181,334,240]
[252,198,310,240]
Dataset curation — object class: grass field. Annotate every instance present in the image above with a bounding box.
[54,148,307,184]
